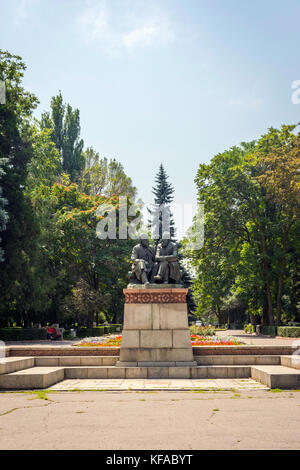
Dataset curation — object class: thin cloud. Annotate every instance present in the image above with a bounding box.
[13,0,38,25]
[77,0,176,55]
[228,97,263,110]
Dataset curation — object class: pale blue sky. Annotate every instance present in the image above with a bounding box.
[1,0,300,236]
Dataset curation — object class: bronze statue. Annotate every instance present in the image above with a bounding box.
[154,232,182,284]
[130,234,155,286]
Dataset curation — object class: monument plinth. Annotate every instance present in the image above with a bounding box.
[116,286,197,368]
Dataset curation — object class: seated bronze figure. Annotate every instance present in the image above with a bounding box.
[153,232,181,284]
[129,232,181,286]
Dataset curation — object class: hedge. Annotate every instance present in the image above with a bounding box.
[256,325,277,336]
[0,328,47,342]
[76,325,122,338]
[277,327,300,338]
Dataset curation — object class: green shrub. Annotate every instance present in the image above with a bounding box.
[277,327,300,338]
[0,328,47,342]
[256,325,277,336]
[190,325,216,336]
[98,312,106,324]
[244,324,255,334]
[232,323,245,330]
[76,325,122,338]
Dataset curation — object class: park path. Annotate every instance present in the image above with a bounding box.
[216,329,299,346]
[0,389,299,450]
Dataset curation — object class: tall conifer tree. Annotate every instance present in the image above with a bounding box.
[149,163,175,242]
[149,164,196,315]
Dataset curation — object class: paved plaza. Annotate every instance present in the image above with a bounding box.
[48,378,268,391]
[0,389,299,450]
[1,332,299,450]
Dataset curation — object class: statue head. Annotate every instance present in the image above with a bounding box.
[162,231,171,247]
[139,233,149,248]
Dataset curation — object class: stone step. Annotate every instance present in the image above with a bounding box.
[64,366,195,379]
[280,355,300,371]
[0,367,64,390]
[0,364,256,388]
[2,362,299,389]
[195,365,251,379]
[195,355,281,366]
[65,365,253,380]
[251,365,300,389]
[34,356,118,367]
[0,357,34,375]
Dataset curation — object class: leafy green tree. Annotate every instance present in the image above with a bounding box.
[0,50,39,326]
[0,156,8,262]
[41,92,85,181]
[255,126,300,324]
[33,182,134,326]
[184,126,300,326]
[79,147,137,199]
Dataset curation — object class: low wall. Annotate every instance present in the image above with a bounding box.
[5,345,296,357]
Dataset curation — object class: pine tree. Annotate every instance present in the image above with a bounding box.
[148,163,176,242]
[149,164,196,314]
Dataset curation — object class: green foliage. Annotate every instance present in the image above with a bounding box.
[277,326,300,338]
[0,328,47,341]
[256,325,277,336]
[0,50,41,325]
[183,127,300,327]
[148,163,176,241]
[76,325,122,338]
[41,92,85,182]
[244,324,255,334]
[98,312,107,324]
[79,148,137,199]
[0,51,136,329]
[190,324,216,336]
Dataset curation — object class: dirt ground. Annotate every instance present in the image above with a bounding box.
[0,389,299,450]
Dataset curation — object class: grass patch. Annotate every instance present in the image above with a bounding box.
[28,391,53,401]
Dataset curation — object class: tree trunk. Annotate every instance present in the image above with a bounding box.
[216,304,221,325]
[86,311,94,329]
[261,233,274,325]
[276,227,288,326]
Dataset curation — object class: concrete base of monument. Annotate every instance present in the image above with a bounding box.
[117,287,196,377]
[115,361,197,368]
[126,284,184,289]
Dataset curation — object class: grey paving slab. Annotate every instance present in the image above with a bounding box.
[47,378,268,391]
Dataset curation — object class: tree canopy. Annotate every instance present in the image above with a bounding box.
[0,50,136,328]
[183,127,300,326]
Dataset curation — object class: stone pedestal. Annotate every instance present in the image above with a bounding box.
[116,286,197,368]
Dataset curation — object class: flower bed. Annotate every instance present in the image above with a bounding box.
[75,334,243,347]
[190,334,243,346]
[75,335,122,347]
